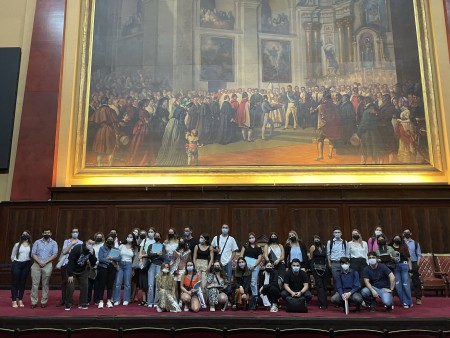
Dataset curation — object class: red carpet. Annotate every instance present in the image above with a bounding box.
[0,290,448,319]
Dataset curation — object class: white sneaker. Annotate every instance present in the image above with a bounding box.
[148,303,153,308]
[270,304,278,313]
[184,305,189,312]
[106,300,113,308]
[98,301,104,309]
[210,306,215,312]
[156,306,162,312]
[123,301,129,306]
[113,301,120,306]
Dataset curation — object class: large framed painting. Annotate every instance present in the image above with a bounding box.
[64,0,446,185]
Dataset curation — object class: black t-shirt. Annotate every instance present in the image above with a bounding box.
[362,264,392,289]
[243,245,262,259]
[186,237,199,252]
[284,270,309,292]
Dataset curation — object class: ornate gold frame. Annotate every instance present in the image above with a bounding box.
[65,0,447,186]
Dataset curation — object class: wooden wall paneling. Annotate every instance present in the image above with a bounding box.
[286,205,341,247]
[230,205,282,247]
[170,206,222,241]
[7,206,48,247]
[408,206,450,253]
[115,205,166,240]
[348,205,403,243]
[55,206,109,243]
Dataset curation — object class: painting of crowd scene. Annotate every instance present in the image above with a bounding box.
[84,0,429,168]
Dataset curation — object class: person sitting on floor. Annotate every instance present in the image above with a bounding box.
[206,260,229,312]
[232,257,251,310]
[259,261,281,312]
[361,251,396,312]
[330,257,363,312]
[180,261,205,312]
[155,262,181,312]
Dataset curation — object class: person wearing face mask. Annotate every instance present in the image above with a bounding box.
[368,225,384,252]
[285,230,309,271]
[193,233,214,291]
[171,238,191,305]
[309,235,329,309]
[64,237,97,310]
[57,228,83,307]
[30,228,58,309]
[130,228,142,304]
[327,227,350,290]
[259,261,281,313]
[136,228,153,306]
[113,233,136,306]
[232,257,252,310]
[155,263,181,312]
[88,232,104,305]
[390,234,413,308]
[403,228,422,305]
[206,261,229,311]
[211,224,239,298]
[164,227,179,264]
[361,252,396,312]
[109,229,120,248]
[240,232,263,310]
[375,234,396,271]
[330,257,363,312]
[180,261,204,312]
[146,232,165,307]
[183,226,199,251]
[264,232,285,277]
[348,229,368,286]
[97,234,121,309]
[282,258,312,309]
[10,231,33,308]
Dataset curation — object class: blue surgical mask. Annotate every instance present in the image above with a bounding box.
[72,233,79,239]
[369,258,377,265]
[184,231,191,237]
[86,244,93,250]
[186,266,194,272]
[127,237,133,243]
[222,228,229,235]
[148,232,155,239]
[292,266,300,273]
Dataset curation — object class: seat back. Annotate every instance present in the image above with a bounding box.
[434,254,450,275]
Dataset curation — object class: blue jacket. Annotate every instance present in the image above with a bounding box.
[336,268,360,295]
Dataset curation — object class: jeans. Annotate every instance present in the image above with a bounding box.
[114,261,132,302]
[223,261,233,295]
[361,286,393,307]
[394,262,412,306]
[250,266,260,296]
[147,263,161,305]
[11,260,31,300]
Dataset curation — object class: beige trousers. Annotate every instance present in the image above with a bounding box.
[30,262,53,305]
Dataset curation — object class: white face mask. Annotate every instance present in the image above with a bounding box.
[162,268,169,273]
[368,258,377,265]
[374,230,382,236]
[341,264,349,271]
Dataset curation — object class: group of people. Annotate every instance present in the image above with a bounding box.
[87,69,427,167]
[10,223,422,314]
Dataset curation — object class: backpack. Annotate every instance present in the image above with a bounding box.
[329,239,347,256]
[285,296,308,313]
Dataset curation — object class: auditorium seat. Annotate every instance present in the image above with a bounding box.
[69,327,119,338]
[418,253,448,297]
[388,329,444,337]
[175,327,223,338]
[122,327,173,338]
[277,327,330,337]
[332,328,387,337]
[433,254,450,290]
[227,327,276,338]
[16,328,67,337]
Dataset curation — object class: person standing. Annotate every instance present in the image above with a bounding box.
[285,230,309,270]
[113,233,136,306]
[348,229,368,286]
[193,233,214,290]
[97,234,120,309]
[65,237,97,310]
[183,226,199,252]
[327,227,350,288]
[235,92,253,142]
[30,228,58,308]
[403,228,422,305]
[283,85,299,130]
[57,228,83,307]
[261,95,281,140]
[391,234,413,308]
[309,235,329,310]
[212,224,239,297]
[10,230,32,308]
[264,232,285,277]
[240,232,263,310]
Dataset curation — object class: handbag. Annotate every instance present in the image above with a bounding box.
[285,296,308,313]
[55,252,68,269]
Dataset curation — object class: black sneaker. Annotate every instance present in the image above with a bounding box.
[384,305,393,312]
[78,304,88,310]
[65,305,71,311]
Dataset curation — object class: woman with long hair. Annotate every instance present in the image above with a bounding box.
[375,234,396,271]
[391,234,413,308]
[193,233,214,290]
[10,230,32,308]
[155,262,181,312]
[232,257,251,310]
[348,228,368,285]
[309,235,329,310]
[368,225,384,252]
[97,233,120,308]
[285,230,309,270]
[264,232,285,277]
[206,260,229,312]
[113,233,136,306]
[240,232,263,310]
[180,261,203,312]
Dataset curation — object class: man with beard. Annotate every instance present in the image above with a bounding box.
[89,96,119,166]
[216,95,236,144]
[315,92,342,160]
[378,94,398,163]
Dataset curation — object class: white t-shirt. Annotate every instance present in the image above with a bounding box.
[119,244,134,262]
[212,234,238,265]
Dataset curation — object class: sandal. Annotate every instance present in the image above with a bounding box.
[138,301,147,306]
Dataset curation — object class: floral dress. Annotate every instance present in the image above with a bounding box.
[206,273,227,306]
[156,273,181,312]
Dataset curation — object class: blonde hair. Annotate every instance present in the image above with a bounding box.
[286,230,300,244]
[352,228,363,245]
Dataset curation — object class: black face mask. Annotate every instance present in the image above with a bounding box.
[178,243,186,250]
[270,237,277,243]
[168,234,174,239]
[139,234,146,240]
[154,237,161,242]
[314,241,321,246]
[352,235,360,240]
[378,240,386,246]
[111,234,117,239]
[21,235,29,241]
[96,237,103,243]
[214,267,221,272]
[404,233,411,239]
[106,240,114,246]
[43,235,51,240]
[290,236,297,242]
[265,268,273,273]
[393,239,402,245]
